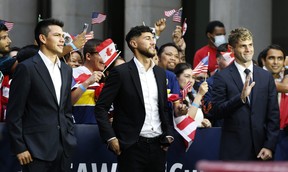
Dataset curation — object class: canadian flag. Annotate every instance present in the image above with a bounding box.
[96,39,119,68]
[221,52,234,65]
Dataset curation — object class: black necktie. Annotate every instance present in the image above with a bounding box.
[244,68,252,103]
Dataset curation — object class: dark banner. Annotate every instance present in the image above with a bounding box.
[1,123,287,172]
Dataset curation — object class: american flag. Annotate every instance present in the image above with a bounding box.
[173,114,198,151]
[0,20,14,31]
[173,9,182,23]
[164,9,176,17]
[192,55,209,75]
[181,81,192,100]
[91,12,106,24]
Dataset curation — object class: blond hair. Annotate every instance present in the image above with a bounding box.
[228,27,253,48]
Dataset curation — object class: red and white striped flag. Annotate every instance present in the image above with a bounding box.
[96,39,119,69]
[164,9,176,17]
[173,9,182,23]
[221,52,234,65]
[0,20,14,31]
[174,115,198,151]
[182,18,187,36]
[180,81,192,100]
[91,12,106,24]
[192,55,209,75]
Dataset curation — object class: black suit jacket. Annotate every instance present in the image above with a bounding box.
[7,54,76,161]
[212,63,279,160]
[95,59,173,151]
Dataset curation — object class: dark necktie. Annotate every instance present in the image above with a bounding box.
[244,68,252,103]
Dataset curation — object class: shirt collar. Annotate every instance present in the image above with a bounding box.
[133,57,155,73]
[234,60,253,73]
[38,50,61,68]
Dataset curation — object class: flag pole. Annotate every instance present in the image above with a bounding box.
[90,24,93,32]
[204,52,210,82]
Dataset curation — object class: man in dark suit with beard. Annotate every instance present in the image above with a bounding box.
[95,25,175,172]
[7,18,76,172]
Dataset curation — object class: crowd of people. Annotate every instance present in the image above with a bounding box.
[0,17,287,171]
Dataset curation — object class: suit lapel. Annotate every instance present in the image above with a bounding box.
[153,66,163,106]
[33,55,58,105]
[251,66,259,106]
[128,60,144,105]
[229,63,244,92]
[59,62,67,107]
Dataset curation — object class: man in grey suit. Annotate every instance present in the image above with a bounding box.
[212,27,279,160]
[95,25,175,172]
[7,18,76,171]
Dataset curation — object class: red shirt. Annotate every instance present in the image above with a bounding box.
[193,45,218,74]
[280,93,288,129]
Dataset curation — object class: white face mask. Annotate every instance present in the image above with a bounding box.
[214,35,226,47]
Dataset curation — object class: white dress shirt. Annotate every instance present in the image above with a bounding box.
[39,50,62,105]
[133,57,162,138]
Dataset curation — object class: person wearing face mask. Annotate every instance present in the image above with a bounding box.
[193,20,226,78]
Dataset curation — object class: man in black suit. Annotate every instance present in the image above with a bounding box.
[212,27,279,160]
[7,18,76,171]
[95,25,175,172]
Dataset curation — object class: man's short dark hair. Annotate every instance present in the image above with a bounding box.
[0,23,8,32]
[34,18,64,46]
[257,44,286,68]
[206,20,225,35]
[83,38,103,61]
[157,42,180,57]
[125,25,153,51]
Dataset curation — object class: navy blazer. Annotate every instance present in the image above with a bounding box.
[212,63,279,160]
[7,54,76,161]
[95,59,174,151]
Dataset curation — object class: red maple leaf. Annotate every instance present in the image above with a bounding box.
[106,48,112,56]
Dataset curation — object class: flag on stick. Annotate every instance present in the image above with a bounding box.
[164,9,176,17]
[96,39,119,70]
[180,81,192,100]
[0,20,14,31]
[182,18,187,36]
[91,12,106,24]
[173,8,182,23]
[192,54,209,75]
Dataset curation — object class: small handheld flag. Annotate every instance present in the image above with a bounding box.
[96,39,120,70]
[180,81,192,100]
[192,55,209,75]
[91,12,106,24]
[164,9,176,17]
[0,20,14,31]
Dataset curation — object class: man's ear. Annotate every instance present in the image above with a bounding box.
[228,44,234,53]
[130,39,137,49]
[261,58,266,67]
[39,34,46,45]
